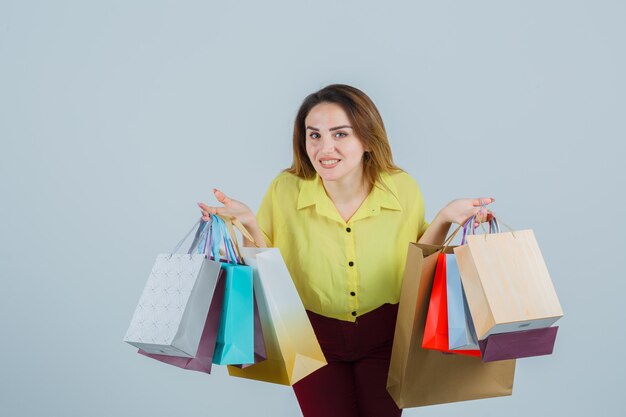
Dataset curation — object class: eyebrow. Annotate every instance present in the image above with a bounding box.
[306,125,353,131]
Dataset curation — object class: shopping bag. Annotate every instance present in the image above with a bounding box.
[422,252,480,357]
[137,268,226,373]
[231,292,268,369]
[479,326,559,362]
[123,219,223,357]
[213,263,255,365]
[227,247,327,385]
[454,221,563,340]
[387,242,515,408]
[446,253,479,350]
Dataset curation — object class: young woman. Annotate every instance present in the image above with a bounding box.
[198,84,493,417]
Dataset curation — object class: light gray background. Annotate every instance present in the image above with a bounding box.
[1,0,624,416]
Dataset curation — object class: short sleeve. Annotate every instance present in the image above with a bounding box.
[418,219,429,241]
[256,178,276,248]
[403,172,429,242]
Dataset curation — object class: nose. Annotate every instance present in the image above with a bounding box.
[320,135,336,154]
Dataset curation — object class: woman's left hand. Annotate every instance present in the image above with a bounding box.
[438,197,495,227]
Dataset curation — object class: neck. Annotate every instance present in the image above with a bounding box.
[321,169,370,205]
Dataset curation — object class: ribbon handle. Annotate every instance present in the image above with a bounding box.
[168,213,260,261]
[200,214,260,264]
[169,219,204,256]
[217,214,258,247]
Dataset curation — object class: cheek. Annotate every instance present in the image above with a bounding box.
[347,143,366,160]
[305,141,318,160]
[305,147,315,164]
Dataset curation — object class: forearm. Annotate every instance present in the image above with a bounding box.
[241,217,268,248]
[417,213,452,246]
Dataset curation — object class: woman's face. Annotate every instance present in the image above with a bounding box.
[304,102,367,185]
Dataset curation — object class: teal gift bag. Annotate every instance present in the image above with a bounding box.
[213,263,255,365]
[198,214,255,365]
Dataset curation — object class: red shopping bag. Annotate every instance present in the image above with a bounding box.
[422,253,481,357]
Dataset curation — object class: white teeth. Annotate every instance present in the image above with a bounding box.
[321,160,339,165]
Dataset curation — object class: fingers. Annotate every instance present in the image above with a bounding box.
[197,202,210,221]
[197,202,221,219]
[468,197,495,226]
[213,188,232,206]
[474,207,495,224]
[197,188,230,217]
[472,197,495,207]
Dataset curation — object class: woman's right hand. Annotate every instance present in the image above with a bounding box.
[197,189,256,227]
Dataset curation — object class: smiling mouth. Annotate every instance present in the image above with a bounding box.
[320,159,340,166]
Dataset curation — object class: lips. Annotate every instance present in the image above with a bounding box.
[319,158,340,168]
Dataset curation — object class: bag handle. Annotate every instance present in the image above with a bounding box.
[208,215,240,263]
[440,210,507,253]
[169,219,204,256]
[439,223,464,254]
[462,212,521,243]
[168,214,259,259]
[206,214,260,263]
[216,214,258,247]
[461,215,501,242]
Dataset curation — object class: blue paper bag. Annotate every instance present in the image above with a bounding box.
[446,254,479,351]
[213,263,255,365]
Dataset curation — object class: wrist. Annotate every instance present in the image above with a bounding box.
[239,213,258,229]
[433,211,453,227]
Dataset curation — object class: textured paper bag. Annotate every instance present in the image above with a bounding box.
[138,269,226,372]
[124,256,222,357]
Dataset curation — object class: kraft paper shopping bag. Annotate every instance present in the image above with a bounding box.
[454,229,563,340]
[387,243,515,408]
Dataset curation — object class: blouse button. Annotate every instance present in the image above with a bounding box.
[348,261,354,267]
[346,227,351,233]
[350,291,356,296]
[351,311,357,316]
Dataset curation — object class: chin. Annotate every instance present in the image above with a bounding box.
[315,169,343,182]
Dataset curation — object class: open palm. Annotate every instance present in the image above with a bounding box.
[197,189,256,226]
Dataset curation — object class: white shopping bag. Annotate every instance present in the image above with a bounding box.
[124,220,222,357]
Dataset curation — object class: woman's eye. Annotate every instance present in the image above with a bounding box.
[335,132,347,138]
[309,132,320,139]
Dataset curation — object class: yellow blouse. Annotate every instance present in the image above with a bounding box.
[256,170,429,322]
